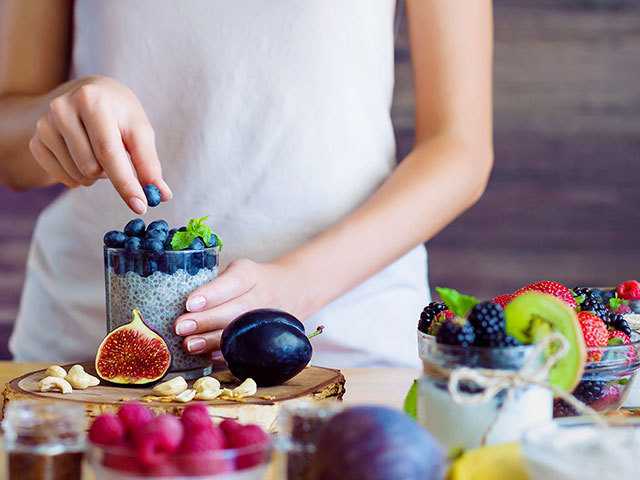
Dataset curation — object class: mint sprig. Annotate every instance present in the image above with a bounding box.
[170,216,221,250]
[609,296,628,311]
[435,287,479,318]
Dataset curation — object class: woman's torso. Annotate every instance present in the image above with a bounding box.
[11,0,427,367]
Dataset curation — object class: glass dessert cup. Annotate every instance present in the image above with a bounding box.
[417,331,552,450]
[554,332,640,416]
[104,246,219,379]
[522,417,640,480]
[88,440,272,480]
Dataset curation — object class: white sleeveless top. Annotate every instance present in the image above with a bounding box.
[11,0,428,367]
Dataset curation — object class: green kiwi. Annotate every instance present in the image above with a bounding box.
[504,292,586,392]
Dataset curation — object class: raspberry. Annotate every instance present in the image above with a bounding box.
[144,461,181,477]
[615,304,633,315]
[515,281,576,308]
[103,451,141,474]
[418,302,448,334]
[181,403,212,433]
[89,414,125,446]
[219,419,243,436]
[578,311,608,362]
[492,294,514,308]
[617,280,640,300]
[435,317,475,347]
[427,310,454,336]
[225,424,270,470]
[177,451,233,476]
[135,415,184,467]
[468,301,506,347]
[179,425,225,454]
[590,384,622,411]
[117,402,153,435]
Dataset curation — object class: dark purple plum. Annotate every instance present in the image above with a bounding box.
[221,309,314,386]
[308,406,444,480]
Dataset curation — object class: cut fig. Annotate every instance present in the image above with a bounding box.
[95,309,171,385]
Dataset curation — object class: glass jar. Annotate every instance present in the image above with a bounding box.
[104,246,219,379]
[273,401,342,480]
[2,401,85,480]
[417,331,552,450]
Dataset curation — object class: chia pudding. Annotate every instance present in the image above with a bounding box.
[104,247,219,379]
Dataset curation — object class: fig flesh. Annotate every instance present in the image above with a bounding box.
[221,309,316,387]
[95,309,171,384]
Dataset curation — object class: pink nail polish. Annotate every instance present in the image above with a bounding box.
[186,295,206,312]
[187,337,206,352]
[129,197,147,214]
[176,319,197,335]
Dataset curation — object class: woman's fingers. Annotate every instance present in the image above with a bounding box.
[175,300,250,336]
[28,137,79,188]
[182,330,223,355]
[186,259,257,312]
[34,117,88,185]
[74,86,148,214]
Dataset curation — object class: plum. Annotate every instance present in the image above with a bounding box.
[221,309,318,386]
[308,406,444,480]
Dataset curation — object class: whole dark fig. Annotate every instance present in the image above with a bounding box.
[221,309,322,387]
[308,406,445,480]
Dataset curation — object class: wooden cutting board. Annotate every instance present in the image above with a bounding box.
[2,362,345,432]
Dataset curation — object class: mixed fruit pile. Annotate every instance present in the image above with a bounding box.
[88,402,270,477]
[418,279,640,416]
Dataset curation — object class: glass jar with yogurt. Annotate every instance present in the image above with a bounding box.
[104,246,219,379]
[417,331,552,450]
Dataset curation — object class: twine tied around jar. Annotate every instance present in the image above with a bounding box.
[446,332,607,444]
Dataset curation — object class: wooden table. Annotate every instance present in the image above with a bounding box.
[0,362,419,479]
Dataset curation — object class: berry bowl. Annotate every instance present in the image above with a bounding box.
[554,332,640,416]
[87,440,273,480]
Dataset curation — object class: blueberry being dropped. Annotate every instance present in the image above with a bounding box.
[187,237,206,250]
[124,219,146,237]
[125,236,142,252]
[147,219,169,232]
[103,230,127,248]
[143,184,161,207]
[142,238,164,253]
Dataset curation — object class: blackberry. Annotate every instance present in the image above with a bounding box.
[418,302,448,334]
[608,312,632,336]
[436,318,475,347]
[427,311,451,336]
[468,302,506,347]
[553,399,577,418]
[499,335,522,347]
[572,287,593,299]
[573,380,606,404]
[579,297,609,321]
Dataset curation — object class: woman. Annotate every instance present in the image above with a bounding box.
[0,1,493,367]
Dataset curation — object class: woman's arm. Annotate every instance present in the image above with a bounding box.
[176,0,494,354]
[0,0,170,212]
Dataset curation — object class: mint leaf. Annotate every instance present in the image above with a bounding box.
[403,380,418,420]
[608,337,624,346]
[171,231,194,250]
[609,297,628,310]
[574,294,586,306]
[435,287,479,317]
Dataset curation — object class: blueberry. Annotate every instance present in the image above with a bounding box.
[204,251,217,269]
[165,254,184,274]
[143,258,159,277]
[142,238,164,253]
[147,219,169,232]
[103,230,127,248]
[124,219,146,237]
[145,228,168,242]
[187,252,204,275]
[178,226,187,232]
[108,251,127,274]
[125,236,142,252]
[143,184,161,207]
[165,229,177,250]
[186,237,206,251]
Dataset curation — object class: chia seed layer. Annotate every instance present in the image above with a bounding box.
[105,267,218,373]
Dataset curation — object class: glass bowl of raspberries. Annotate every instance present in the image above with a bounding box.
[87,402,272,479]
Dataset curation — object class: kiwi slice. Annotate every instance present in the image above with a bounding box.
[504,292,586,392]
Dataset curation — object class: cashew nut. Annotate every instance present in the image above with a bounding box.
[175,389,196,403]
[152,376,187,396]
[39,376,73,394]
[65,365,100,390]
[45,365,67,378]
[193,376,221,400]
[232,378,257,398]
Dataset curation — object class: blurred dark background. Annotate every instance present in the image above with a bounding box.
[1,1,639,358]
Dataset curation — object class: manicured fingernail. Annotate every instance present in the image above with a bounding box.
[186,295,206,312]
[129,197,147,214]
[211,351,224,360]
[162,181,173,200]
[187,337,206,353]
[176,319,197,335]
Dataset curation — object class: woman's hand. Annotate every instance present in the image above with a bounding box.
[29,75,171,213]
[174,259,304,355]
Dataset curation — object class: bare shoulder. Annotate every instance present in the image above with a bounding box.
[0,0,73,95]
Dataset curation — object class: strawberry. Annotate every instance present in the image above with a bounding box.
[492,294,514,308]
[617,280,640,301]
[615,304,633,315]
[515,281,576,308]
[608,329,631,345]
[578,311,608,362]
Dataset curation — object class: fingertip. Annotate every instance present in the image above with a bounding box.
[129,196,147,215]
[159,179,173,201]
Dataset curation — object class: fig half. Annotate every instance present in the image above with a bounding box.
[95,309,171,385]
